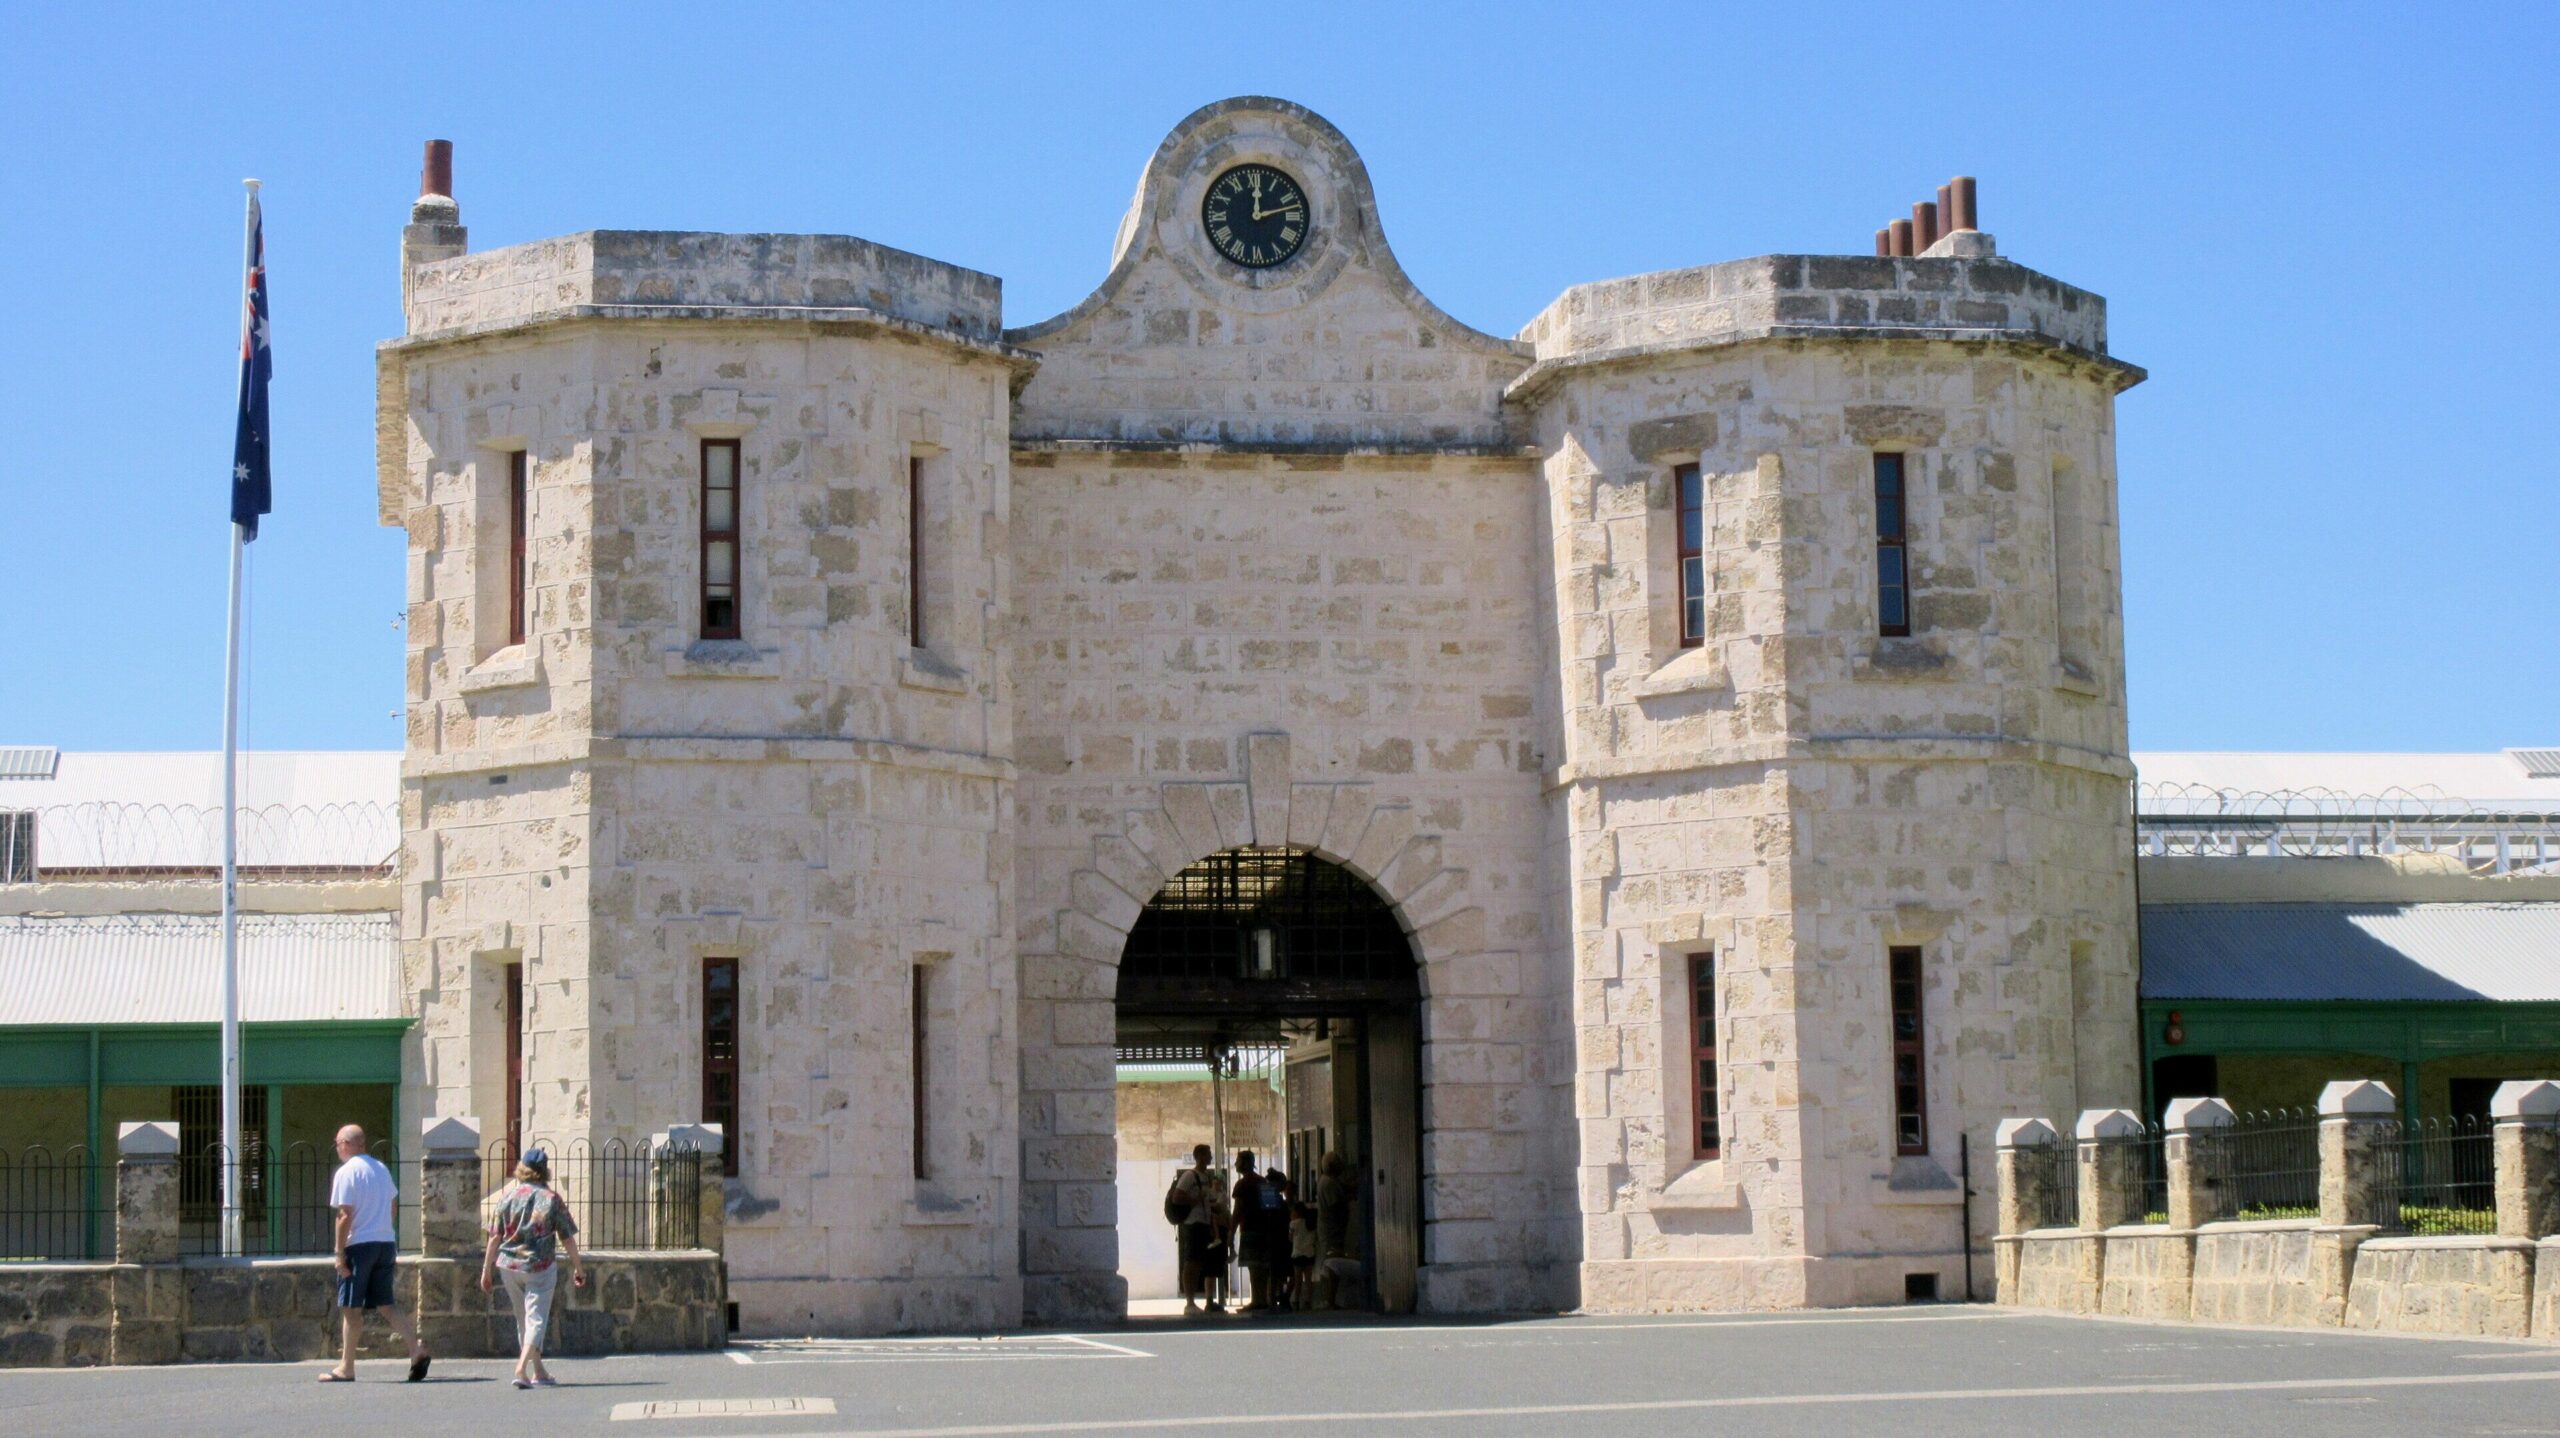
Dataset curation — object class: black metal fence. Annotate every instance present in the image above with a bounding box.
[0,1146,108,1261]
[481,1139,704,1251]
[2224,1108,2322,1220]
[2387,1116,2496,1236]
[177,1141,411,1256]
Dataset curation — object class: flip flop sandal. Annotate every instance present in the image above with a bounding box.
[317,1372,355,1383]
[407,1354,431,1383]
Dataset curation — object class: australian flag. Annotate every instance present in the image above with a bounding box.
[230,192,272,540]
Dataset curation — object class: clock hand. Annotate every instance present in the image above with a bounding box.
[1252,200,1303,220]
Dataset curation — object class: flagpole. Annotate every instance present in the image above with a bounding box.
[219,177,261,1259]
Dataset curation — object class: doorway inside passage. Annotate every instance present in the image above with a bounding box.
[1113,847,1421,1317]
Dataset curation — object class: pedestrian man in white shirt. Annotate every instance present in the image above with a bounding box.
[318,1124,431,1382]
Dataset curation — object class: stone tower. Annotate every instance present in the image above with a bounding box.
[380,151,1024,1331]
[1518,243,2145,1307]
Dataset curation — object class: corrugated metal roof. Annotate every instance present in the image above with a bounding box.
[0,747,61,780]
[2141,903,2560,1002]
[0,913,403,1024]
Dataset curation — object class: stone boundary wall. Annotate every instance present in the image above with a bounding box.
[1995,1084,2560,1341]
[0,1251,721,1368]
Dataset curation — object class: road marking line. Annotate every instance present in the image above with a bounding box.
[726,1348,756,1365]
[782,1368,2560,1437]
[729,1336,1149,1364]
[611,1397,836,1422]
[1064,1308,2002,1341]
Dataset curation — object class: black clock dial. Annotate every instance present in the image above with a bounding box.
[1201,164,1310,269]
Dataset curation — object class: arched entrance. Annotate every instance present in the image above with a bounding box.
[1113,845,1423,1313]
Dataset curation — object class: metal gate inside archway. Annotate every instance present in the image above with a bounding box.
[1113,846,1422,1315]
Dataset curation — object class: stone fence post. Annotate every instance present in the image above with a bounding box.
[2492,1080,2560,1240]
[652,1123,726,1253]
[2318,1080,2397,1229]
[1995,1118,2062,1235]
[114,1121,180,1264]
[419,1116,484,1258]
[2165,1097,2238,1230]
[109,1121,183,1365]
[2076,1108,2146,1230]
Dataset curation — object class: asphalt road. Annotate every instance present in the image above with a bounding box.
[8,1306,2560,1437]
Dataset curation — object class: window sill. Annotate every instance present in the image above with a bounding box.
[1871,1154,1963,1206]
[899,649,969,694]
[665,640,782,680]
[2051,662,2103,698]
[1652,1158,1743,1211]
[459,646,542,694]
[1633,644,1728,699]
[902,1184,984,1227]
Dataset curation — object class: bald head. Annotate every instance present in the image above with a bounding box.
[335,1125,367,1156]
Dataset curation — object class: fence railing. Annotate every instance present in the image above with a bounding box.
[177,1142,412,1257]
[2387,1117,2497,1236]
[480,1139,703,1251]
[2223,1108,2322,1220]
[0,1146,109,1261]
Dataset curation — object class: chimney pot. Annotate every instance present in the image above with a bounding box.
[1874,228,1892,257]
[1914,201,1940,251]
[1950,175,1978,233]
[1888,219,1914,257]
[421,139,454,201]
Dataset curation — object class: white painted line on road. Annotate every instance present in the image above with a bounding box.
[727,1348,757,1365]
[1065,1307,2004,1341]
[1056,1335,1154,1358]
[780,1367,2560,1437]
[612,1397,836,1422]
[731,1336,1151,1365]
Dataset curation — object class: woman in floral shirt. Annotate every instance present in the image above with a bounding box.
[478,1149,587,1389]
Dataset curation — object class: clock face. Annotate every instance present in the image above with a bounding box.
[1201,164,1310,269]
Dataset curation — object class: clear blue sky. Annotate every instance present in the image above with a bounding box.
[3,4,2551,755]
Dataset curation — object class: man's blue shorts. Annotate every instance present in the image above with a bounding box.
[338,1240,399,1310]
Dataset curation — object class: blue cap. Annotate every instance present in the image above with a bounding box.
[521,1148,548,1167]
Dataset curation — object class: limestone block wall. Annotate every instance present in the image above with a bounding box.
[1007,450,1569,1322]
[1008,96,1530,448]
[385,233,1026,1332]
[1525,254,2143,1310]
[404,230,1005,344]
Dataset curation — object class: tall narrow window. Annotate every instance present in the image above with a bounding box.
[1873,453,1910,637]
[907,455,927,649]
[1889,945,1927,1155]
[1688,951,1720,1159]
[506,450,529,648]
[702,957,740,1176]
[1675,463,1706,648]
[2050,457,2089,673]
[910,962,931,1181]
[701,440,741,640]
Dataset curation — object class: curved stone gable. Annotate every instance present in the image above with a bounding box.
[1007,97,1531,448]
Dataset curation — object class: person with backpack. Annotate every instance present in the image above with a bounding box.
[1230,1152,1288,1313]
[1164,1144,1228,1317]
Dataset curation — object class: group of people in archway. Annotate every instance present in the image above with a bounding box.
[1165,1144,1355,1316]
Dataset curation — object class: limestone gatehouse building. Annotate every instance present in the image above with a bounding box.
[374,95,2149,1332]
